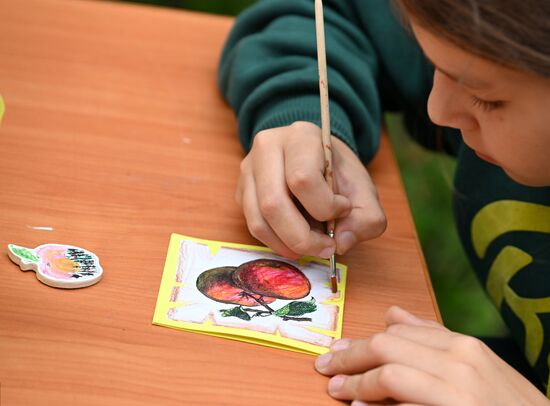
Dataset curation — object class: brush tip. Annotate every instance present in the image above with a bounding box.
[331,276,338,293]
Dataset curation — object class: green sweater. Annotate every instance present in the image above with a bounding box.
[218,0,550,395]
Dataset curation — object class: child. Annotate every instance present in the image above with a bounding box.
[218,0,550,403]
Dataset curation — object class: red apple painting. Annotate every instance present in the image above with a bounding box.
[197,259,316,322]
[155,235,347,354]
[233,259,311,300]
[196,266,277,307]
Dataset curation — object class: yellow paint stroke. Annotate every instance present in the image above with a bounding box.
[307,326,338,338]
[472,200,550,258]
[208,243,222,257]
[152,233,347,355]
[0,95,4,124]
[472,202,550,367]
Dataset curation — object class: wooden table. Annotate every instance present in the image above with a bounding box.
[0,0,439,404]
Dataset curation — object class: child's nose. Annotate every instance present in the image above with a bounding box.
[427,70,477,132]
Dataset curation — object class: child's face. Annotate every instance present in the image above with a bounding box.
[411,22,550,187]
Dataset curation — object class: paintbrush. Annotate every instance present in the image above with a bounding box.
[314,0,338,294]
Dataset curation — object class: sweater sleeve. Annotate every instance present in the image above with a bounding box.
[217,0,446,163]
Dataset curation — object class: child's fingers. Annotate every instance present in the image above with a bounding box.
[315,332,447,378]
[334,216,383,254]
[355,403,422,406]
[331,139,386,254]
[327,365,456,405]
[240,172,300,259]
[385,306,446,330]
[383,317,527,391]
[284,136,351,222]
[252,136,335,258]
[333,195,386,254]
[384,323,455,351]
[237,152,299,257]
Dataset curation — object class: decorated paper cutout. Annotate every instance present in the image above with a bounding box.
[153,234,347,355]
[7,243,103,288]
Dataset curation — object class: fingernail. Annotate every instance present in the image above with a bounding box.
[351,401,369,406]
[315,352,332,371]
[328,375,345,394]
[319,246,334,259]
[336,231,356,253]
[331,338,351,352]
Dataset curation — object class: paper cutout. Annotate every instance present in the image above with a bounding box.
[153,234,347,355]
[7,243,103,288]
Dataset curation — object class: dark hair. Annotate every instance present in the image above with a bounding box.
[397,0,550,77]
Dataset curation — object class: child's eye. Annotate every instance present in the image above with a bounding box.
[471,95,503,112]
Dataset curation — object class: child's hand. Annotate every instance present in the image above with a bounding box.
[315,306,549,405]
[236,121,386,259]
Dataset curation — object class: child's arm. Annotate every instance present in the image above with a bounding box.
[219,0,435,160]
[218,1,433,257]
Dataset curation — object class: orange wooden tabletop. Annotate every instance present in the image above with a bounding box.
[0,0,439,404]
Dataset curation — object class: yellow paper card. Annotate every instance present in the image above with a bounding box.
[153,233,347,355]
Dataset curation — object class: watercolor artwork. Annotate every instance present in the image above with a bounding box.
[7,243,103,288]
[153,234,347,355]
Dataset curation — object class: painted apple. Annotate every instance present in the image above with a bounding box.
[232,259,310,300]
[196,266,276,306]
[7,243,103,288]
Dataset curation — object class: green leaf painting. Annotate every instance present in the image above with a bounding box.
[220,306,252,321]
[10,245,39,263]
[220,297,317,322]
[274,297,317,317]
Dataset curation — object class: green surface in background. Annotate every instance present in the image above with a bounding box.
[116,0,506,336]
